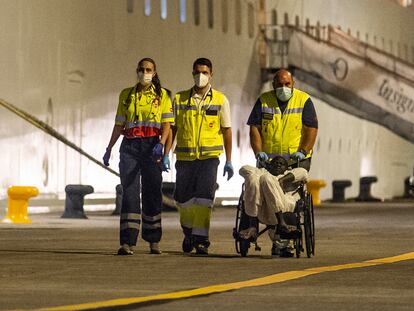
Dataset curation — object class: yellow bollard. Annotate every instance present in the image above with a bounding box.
[307,179,326,206]
[3,186,39,224]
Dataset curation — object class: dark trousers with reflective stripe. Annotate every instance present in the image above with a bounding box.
[119,137,162,246]
[174,158,219,244]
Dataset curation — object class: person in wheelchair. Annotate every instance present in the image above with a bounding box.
[239,156,309,257]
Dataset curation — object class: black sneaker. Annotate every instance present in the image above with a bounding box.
[182,236,193,253]
[271,243,280,256]
[117,244,134,255]
[195,244,209,255]
[277,224,301,239]
[279,247,294,258]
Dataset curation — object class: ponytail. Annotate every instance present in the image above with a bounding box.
[152,73,162,98]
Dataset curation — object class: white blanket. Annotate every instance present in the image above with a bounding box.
[239,165,308,225]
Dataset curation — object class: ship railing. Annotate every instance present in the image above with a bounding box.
[259,24,414,86]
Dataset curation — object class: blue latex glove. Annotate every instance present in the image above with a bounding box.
[290,151,306,161]
[152,143,164,161]
[256,151,268,162]
[103,148,111,166]
[223,161,234,181]
[162,155,170,172]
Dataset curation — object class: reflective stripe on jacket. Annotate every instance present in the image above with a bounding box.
[260,88,311,157]
[115,84,174,138]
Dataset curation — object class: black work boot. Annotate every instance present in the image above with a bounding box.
[182,235,193,253]
[195,244,209,255]
[193,235,210,256]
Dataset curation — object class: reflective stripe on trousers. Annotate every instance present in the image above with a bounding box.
[177,201,211,238]
[174,158,219,239]
[119,137,163,245]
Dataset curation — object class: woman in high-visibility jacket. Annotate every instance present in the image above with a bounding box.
[103,58,174,255]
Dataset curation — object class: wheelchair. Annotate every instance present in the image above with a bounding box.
[233,161,315,258]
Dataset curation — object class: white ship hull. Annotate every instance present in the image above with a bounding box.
[0,0,413,202]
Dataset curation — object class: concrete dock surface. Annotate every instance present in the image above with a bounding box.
[0,201,414,310]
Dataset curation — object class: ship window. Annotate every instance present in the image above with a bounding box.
[180,0,186,23]
[144,0,151,16]
[235,0,241,35]
[248,3,254,38]
[222,0,228,33]
[127,0,134,13]
[305,18,310,34]
[284,12,288,25]
[272,9,278,41]
[208,0,214,28]
[194,0,200,25]
[161,0,167,20]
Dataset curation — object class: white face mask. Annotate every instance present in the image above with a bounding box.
[138,72,153,86]
[193,73,210,88]
[275,86,293,102]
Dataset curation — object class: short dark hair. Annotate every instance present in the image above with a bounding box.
[193,58,212,72]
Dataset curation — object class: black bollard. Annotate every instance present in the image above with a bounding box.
[403,177,414,198]
[62,185,94,219]
[112,184,123,215]
[332,180,352,202]
[355,176,381,202]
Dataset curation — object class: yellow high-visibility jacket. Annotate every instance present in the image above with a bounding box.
[174,88,226,161]
[260,88,311,158]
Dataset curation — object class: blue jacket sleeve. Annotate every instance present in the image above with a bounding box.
[302,98,318,128]
[247,99,262,126]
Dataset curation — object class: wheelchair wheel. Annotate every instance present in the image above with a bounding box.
[234,187,251,256]
[234,199,242,254]
[294,237,301,258]
[310,193,316,255]
[294,212,302,258]
[304,193,315,258]
[239,239,250,257]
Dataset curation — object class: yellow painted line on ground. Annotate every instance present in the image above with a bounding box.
[37,252,414,311]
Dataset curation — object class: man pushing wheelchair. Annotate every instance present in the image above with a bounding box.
[238,68,318,257]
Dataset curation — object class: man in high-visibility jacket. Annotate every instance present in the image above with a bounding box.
[173,58,234,255]
[247,68,318,256]
[248,68,318,169]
